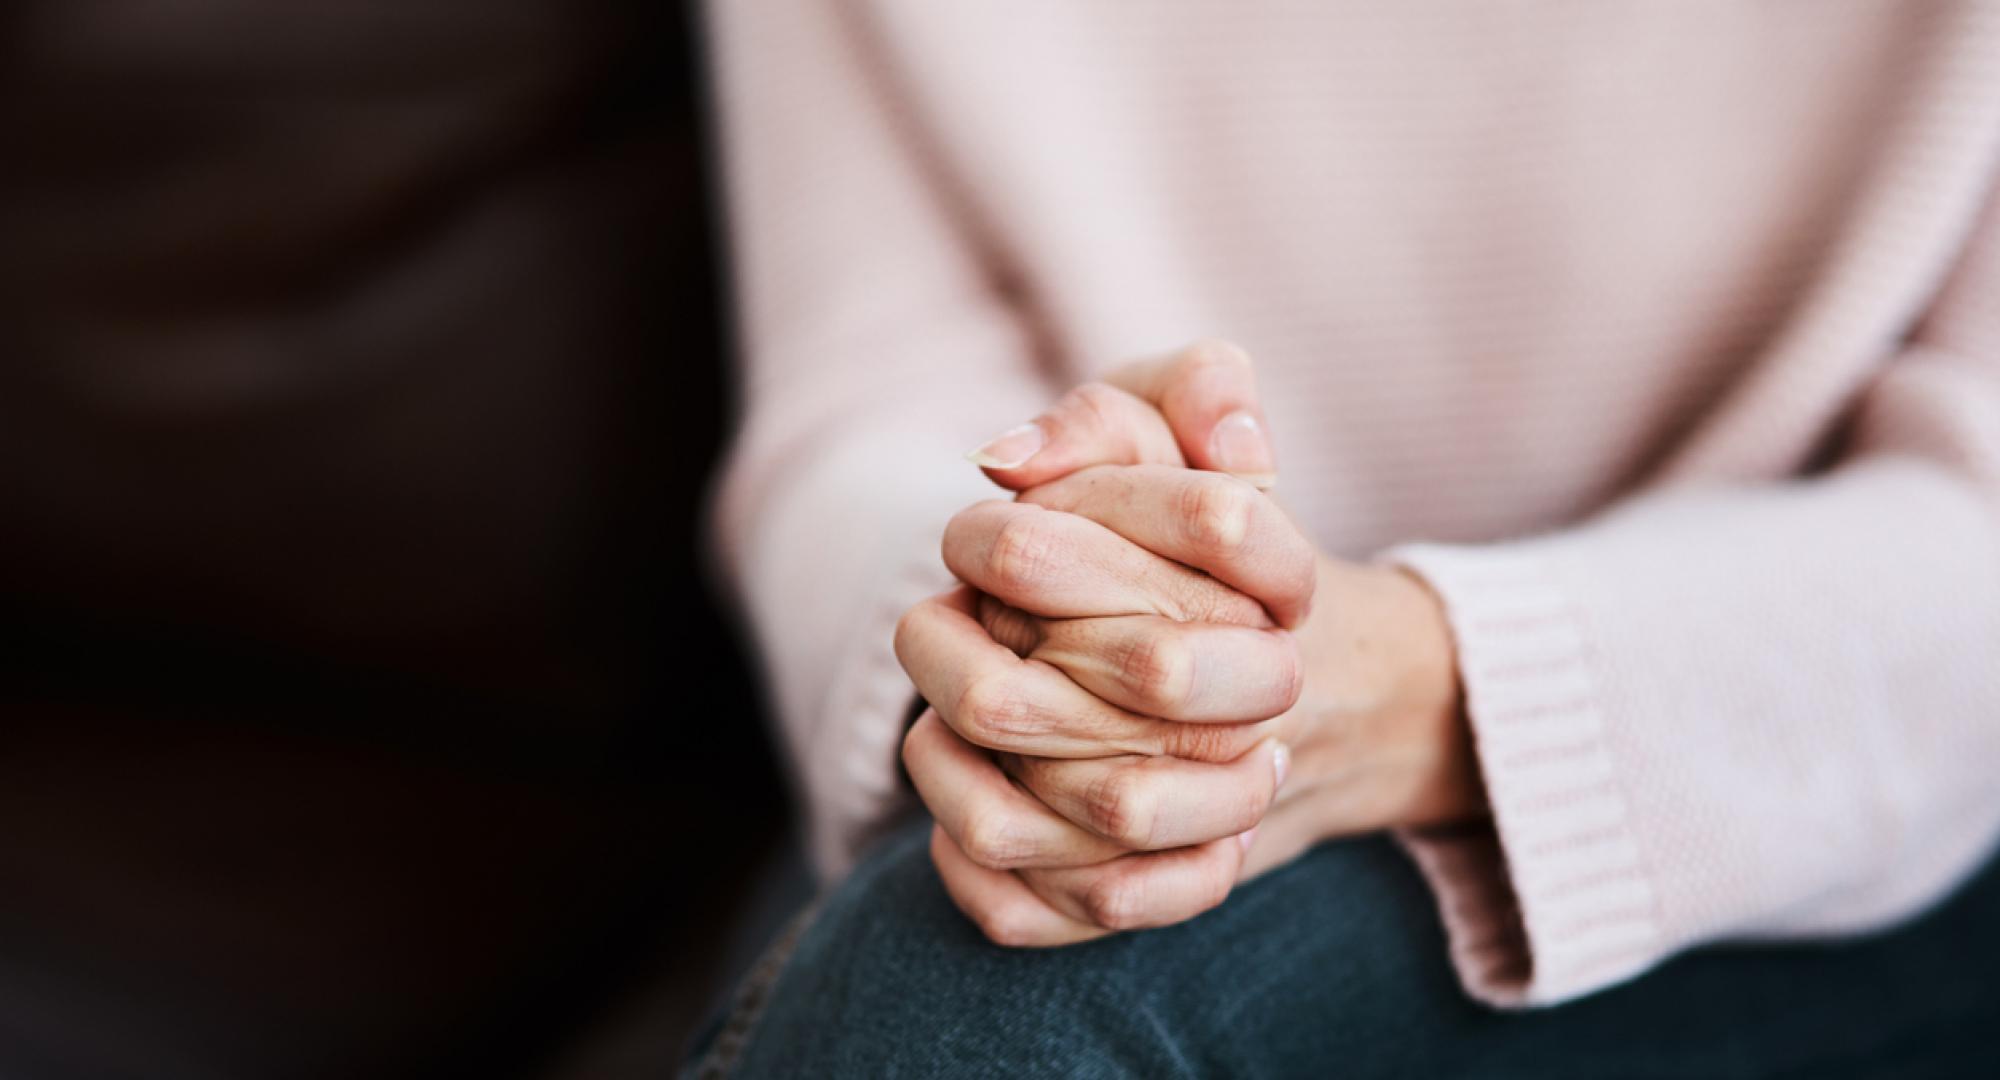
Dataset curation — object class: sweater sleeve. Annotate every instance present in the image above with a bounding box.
[704,0,1051,879]
[1386,172,2000,1007]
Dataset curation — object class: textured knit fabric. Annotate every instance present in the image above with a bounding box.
[706,1,2000,1006]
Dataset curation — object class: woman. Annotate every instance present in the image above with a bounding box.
[696,2,2000,1074]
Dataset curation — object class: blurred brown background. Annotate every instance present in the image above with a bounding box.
[0,2,784,1075]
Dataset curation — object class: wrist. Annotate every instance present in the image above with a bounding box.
[1286,556,1485,831]
[1295,557,1456,717]
[1376,564,1462,728]
[1378,564,1485,825]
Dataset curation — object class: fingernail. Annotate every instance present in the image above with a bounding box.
[1238,827,1260,853]
[1272,742,1291,791]
[966,423,1045,470]
[1210,411,1276,489]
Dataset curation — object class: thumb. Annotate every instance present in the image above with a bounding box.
[1103,338,1276,489]
[965,338,1277,492]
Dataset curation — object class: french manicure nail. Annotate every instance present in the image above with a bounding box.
[966,423,1046,470]
[1238,827,1260,853]
[1272,742,1291,791]
[1210,411,1276,488]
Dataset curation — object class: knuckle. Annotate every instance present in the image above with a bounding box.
[942,505,981,550]
[1082,766,1158,848]
[960,806,1031,869]
[1116,630,1195,714]
[975,901,1039,948]
[1065,382,1127,432]
[1192,859,1237,917]
[955,672,1034,745]
[987,511,1059,593]
[1178,473,1255,558]
[1082,869,1150,930]
[1272,635,1305,711]
[1287,548,1319,611]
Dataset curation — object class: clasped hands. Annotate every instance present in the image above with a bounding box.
[897,340,1485,946]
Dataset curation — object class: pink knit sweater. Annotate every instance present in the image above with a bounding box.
[706,2,2000,1007]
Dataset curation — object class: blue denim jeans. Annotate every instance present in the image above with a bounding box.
[688,820,2000,1078]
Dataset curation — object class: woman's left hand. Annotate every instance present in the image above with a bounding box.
[1016,463,1483,871]
[1227,546,1486,880]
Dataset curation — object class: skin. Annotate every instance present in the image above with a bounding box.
[896,339,1488,945]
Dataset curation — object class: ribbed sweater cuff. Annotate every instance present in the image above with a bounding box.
[1384,544,1664,1007]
